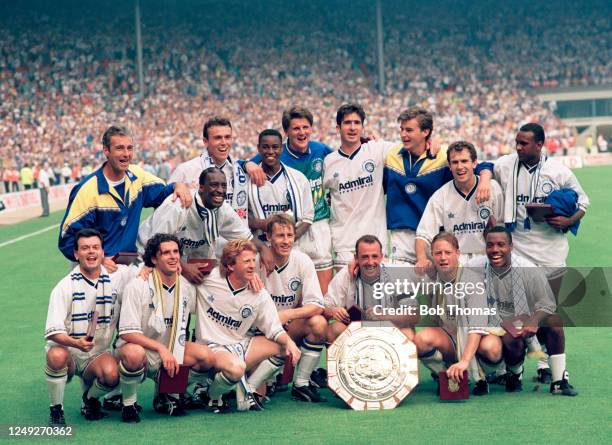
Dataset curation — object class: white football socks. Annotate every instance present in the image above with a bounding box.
[45,365,68,406]
[294,339,324,387]
[119,361,144,406]
[549,353,567,382]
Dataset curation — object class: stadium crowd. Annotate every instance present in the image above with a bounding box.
[1,0,611,193]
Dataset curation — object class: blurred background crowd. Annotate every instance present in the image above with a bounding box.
[1,0,611,192]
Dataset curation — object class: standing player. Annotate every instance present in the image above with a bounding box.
[466,226,577,396]
[323,235,419,344]
[169,116,265,220]
[44,229,133,425]
[413,232,502,396]
[138,167,273,283]
[251,107,335,293]
[247,129,314,248]
[323,104,393,268]
[384,108,493,265]
[194,240,301,412]
[495,123,589,295]
[58,125,191,270]
[416,141,503,265]
[117,234,216,422]
[494,123,589,382]
[257,214,328,402]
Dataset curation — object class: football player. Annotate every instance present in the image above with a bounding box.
[117,234,215,421]
[44,229,135,425]
[493,123,589,382]
[258,213,327,402]
[416,140,503,266]
[194,240,301,412]
[247,129,314,249]
[465,226,577,396]
[413,232,502,396]
[138,166,274,284]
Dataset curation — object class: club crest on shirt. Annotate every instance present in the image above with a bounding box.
[240,304,254,319]
[288,276,302,292]
[405,183,417,194]
[312,159,323,173]
[540,181,554,195]
[479,206,492,220]
[236,190,247,206]
[362,160,375,173]
[179,334,186,345]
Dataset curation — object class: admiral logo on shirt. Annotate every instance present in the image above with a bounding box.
[206,307,243,330]
[516,194,546,204]
[453,221,486,233]
[338,175,373,192]
[262,203,291,213]
[180,237,209,248]
[271,294,296,307]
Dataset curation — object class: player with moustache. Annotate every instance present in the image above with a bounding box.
[494,123,589,298]
[465,226,577,396]
[255,213,328,403]
[44,229,136,425]
[413,232,503,396]
[193,240,301,413]
[138,166,274,284]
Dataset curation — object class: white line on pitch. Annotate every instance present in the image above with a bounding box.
[0,224,59,249]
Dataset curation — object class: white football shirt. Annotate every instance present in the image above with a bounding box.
[494,154,589,266]
[45,265,135,359]
[117,276,196,346]
[416,177,504,255]
[247,164,314,242]
[137,193,252,260]
[466,254,556,325]
[195,268,285,345]
[169,153,237,204]
[260,250,324,311]
[323,140,393,255]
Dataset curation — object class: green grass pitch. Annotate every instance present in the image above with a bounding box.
[1,166,611,444]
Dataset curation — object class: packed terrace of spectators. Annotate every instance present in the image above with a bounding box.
[1,0,610,191]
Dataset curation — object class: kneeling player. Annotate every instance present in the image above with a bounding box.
[466,226,577,396]
[195,239,301,412]
[44,229,133,425]
[257,213,327,402]
[117,234,216,422]
[414,232,503,396]
[324,235,419,344]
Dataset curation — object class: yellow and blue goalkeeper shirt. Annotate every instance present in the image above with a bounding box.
[384,146,492,231]
[58,164,174,261]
